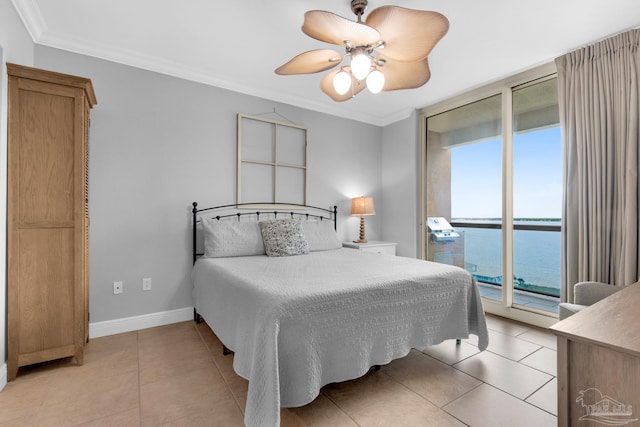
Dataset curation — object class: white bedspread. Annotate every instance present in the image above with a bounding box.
[191,248,488,427]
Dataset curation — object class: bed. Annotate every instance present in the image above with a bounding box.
[190,202,488,427]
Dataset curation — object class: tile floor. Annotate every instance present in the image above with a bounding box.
[0,314,558,426]
[477,282,560,314]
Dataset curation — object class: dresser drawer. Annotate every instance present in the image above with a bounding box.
[343,241,397,256]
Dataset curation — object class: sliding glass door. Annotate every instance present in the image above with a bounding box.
[512,78,562,312]
[425,94,503,302]
[421,66,560,326]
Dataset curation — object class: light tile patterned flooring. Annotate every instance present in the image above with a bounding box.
[0,314,558,426]
[478,283,560,314]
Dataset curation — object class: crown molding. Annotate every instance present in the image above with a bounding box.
[382,107,416,127]
[34,30,402,126]
[10,0,47,41]
[11,0,409,127]
[12,0,413,128]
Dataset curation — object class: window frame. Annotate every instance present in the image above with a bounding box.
[418,62,559,328]
[237,113,308,206]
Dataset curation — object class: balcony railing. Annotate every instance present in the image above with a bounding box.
[451,220,561,299]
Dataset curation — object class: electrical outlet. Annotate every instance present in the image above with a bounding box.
[113,281,123,294]
[143,277,152,291]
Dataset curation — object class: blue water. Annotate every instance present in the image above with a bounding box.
[458,226,561,291]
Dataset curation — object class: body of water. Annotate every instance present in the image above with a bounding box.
[457,224,561,295]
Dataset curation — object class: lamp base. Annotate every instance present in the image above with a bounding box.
[355,216,367,243]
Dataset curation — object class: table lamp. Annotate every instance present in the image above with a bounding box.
[350,196,375,243]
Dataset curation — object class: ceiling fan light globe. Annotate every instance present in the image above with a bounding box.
[350,53,371,80]
[366,69,385,93]
[333,70,352,95]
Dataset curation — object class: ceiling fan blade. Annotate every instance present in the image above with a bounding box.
[380,57,431,91]
[275,49,343,75]
[303,10,380,46]
[366,6,449,62]
[320,68,366,102]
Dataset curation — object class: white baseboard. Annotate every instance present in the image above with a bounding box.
[89,307,194,339]
[0,363,7,392]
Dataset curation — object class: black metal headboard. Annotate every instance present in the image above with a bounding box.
[192,202,338,264]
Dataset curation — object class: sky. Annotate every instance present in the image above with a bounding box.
[450,127,562,219]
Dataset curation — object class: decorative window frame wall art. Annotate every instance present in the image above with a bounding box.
[237,113,308,207]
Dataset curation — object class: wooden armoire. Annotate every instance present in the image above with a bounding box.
[7,63,96,380]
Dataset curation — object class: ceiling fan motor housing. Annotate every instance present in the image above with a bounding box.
[351,0,368,20]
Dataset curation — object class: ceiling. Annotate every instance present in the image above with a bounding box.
[12,0,640,126]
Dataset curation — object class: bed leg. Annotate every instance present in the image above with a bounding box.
[456,338,461,345]
[193,308,203,324]
[223,345,232,356]
[372,365,381,371]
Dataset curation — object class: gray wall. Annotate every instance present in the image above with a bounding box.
[1,0,35,386]
[381,111,420,257]
[34,46,384,323]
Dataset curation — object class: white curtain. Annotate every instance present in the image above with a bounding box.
[556,28,640,302]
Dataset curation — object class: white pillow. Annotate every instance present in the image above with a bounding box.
[303,220,342,251]
[201,217,265,258]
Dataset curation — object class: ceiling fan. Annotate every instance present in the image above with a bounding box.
[275,0,449,102]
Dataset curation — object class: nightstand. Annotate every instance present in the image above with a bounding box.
[343,240,397,256]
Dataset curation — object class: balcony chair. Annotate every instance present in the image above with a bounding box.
[558,281,636,320]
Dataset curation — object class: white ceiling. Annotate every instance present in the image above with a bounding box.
[12,0,640,126]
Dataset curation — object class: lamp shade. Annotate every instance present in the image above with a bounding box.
[350,197,375,216]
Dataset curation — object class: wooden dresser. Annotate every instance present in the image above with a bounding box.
[550,283,640,426]
[7,64,97,380]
